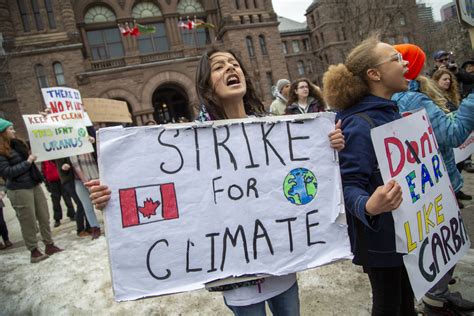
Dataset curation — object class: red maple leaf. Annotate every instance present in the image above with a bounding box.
[138,198,160,218]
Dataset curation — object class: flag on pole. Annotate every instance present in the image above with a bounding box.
[129,24,140,37]
[118,23,130,36]
[119,183,179,228]
[195,19,215,29]
[136,23,156,35]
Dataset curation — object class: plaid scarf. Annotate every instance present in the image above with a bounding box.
[69,153,98,182]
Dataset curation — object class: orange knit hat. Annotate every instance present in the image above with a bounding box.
[394,44,426,80]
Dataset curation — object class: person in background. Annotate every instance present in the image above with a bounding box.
[393,43,474,315]
[61,152,101,240]
[86,47,345,316]
[285,78,326,114]
[460,59,474,174]
[0,177,12,250]
[41,159,76,227]
[56,157,90,237]
[324,34,414,315]
[269,79,290,115]
[431,50,474,87]
[0,119,62,263]
[432,68,473,205]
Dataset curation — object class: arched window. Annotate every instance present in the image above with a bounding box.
[35,64,48,88]
[84,6,116,23]
[44,0,56,29]
[177,0,204,14]
[307,60,313,73]
[258,35,267,55]
[297,61,305,75]
[132,2,162,18]
[138,23,169,53]
[31,0,44,30]
[282,41,288,54]
[17,0,30,32]
[400,15,406,26]
[84,6,123,60]
[292,40,300,53]
[246,36,255,57]
[53,62,65,85]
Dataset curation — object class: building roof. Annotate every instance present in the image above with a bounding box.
[278,16,308,33]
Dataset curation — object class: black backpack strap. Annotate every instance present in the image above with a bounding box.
[352,112,376,267]
[354,112,376,128]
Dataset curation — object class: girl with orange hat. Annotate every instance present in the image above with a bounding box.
[393,43,474,314]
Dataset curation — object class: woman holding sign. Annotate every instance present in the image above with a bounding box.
[87,48,345,316]
[0,119,63,263]
[393,44,474,315]
[323,35,414,315]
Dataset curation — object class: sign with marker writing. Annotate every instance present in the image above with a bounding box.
[22,114,94,162]
[371,109,470,300]
[98,113,352,301]
[453,132,474,164]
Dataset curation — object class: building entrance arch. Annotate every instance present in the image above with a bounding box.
[152,84,191,124]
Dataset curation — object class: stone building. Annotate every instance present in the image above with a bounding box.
[0,0,289,137]
[0,0,425,138]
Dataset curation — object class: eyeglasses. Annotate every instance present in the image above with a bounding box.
[436,57,449,63]
[374,52,404,67]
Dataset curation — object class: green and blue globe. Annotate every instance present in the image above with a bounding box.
[283,168,318,205]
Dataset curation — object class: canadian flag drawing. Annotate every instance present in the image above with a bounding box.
[119,183,179,228]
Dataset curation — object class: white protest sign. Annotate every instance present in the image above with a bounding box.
[22,114,94,162]
[371,109,470,300]
[98,113,352,301]
[42,87,85,117]
[453,132,474,164]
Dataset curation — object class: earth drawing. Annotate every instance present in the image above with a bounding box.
[283,168,318,205]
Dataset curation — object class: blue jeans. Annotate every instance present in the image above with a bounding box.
[224,281,300,316]
[74,180,99,228]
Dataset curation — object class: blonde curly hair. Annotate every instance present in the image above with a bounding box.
[431,69,460,108]
[417,75,450,113]
[323,35,381,110]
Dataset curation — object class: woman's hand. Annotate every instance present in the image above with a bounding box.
[27,154,37,163]
[61,163,71,171]
[328,119,344,152]
[85,179,111,210]
[365,180,403,216]
[39,108,52,117]
[88,136,95,144]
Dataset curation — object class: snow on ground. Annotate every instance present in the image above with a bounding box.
[1,187,473,315]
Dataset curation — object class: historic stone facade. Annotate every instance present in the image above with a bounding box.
[0,0,289,138]
[0,0,429,138]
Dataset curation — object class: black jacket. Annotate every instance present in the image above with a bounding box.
[337,95,403,268]
[0,139,43,190]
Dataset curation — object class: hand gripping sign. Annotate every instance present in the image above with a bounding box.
[371,109,470,300]
[98,113,352,301]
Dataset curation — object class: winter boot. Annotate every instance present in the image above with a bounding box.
[31,248,49,263]
[91,227,101,240]
[45,243,63,256]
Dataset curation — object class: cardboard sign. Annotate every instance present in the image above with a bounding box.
[83,98,132,123]
[371,109,470,300]
[22,114,94,162]
[98,113,352,301]
[454,132,474,164]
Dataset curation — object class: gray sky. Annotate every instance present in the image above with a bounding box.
[272,0,453,22]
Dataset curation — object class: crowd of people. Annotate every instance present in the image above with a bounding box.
[0,119,102,263]
[0,33,473,315]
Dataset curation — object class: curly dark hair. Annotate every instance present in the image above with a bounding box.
[195,47,265,120]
